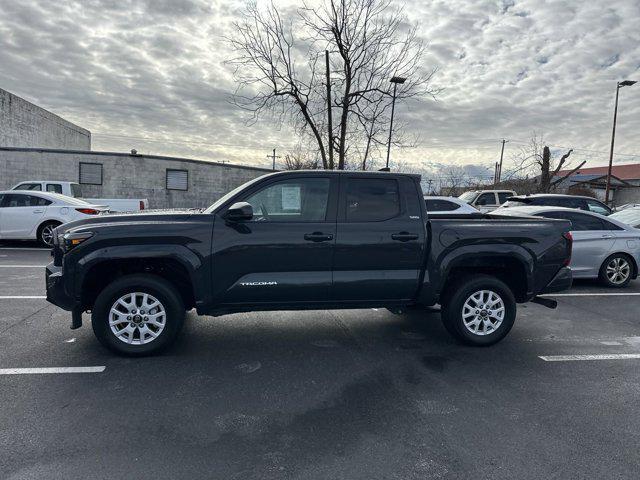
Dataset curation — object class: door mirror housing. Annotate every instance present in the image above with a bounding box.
[225,202,253,222]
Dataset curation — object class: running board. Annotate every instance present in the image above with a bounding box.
[531,296,558,309]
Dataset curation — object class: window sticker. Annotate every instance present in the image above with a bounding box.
[281,186,301,211]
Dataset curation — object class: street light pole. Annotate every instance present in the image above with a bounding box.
[385,76,407,170]
[605,80,636,204]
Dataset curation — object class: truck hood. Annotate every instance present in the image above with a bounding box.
[57,210,202,235]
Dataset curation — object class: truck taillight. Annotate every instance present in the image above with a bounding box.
[75,208,100,215]
[139,200,145,210]
[563,231,573,266]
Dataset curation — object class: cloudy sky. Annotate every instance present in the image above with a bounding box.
[1,0,639,180]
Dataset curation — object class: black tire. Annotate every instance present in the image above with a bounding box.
[37,221,61,247]
[91,274,185,356]
[440,275,516,346]
[599,253,634,288]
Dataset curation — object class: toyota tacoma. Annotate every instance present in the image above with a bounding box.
[46,171,572,355]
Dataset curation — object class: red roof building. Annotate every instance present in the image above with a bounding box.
[557,163,640,181]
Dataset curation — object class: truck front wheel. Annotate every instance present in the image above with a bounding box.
[91,274,185,356]
[441,275,516,346]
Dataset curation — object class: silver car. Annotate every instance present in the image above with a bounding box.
[494,206,640,287]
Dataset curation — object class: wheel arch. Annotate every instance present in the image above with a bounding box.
[78,251,200,310]
[602,251,638,279]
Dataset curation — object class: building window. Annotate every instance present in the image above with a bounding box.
[166,169,188,191]
[79,162,103,185]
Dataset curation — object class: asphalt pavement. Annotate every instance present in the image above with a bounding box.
[1,242,640,479]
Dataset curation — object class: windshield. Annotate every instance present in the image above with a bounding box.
[610,208,640,227]
[203,175,268,214]
[458,191,479,203]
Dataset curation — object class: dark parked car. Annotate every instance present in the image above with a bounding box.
[46,171,572,355]
[502,194,612,215]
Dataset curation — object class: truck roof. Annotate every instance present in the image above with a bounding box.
[259,170,421,180]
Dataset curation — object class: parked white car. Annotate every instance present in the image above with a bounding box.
[0,191,108,246]
[11,181,148,212]
[458,190,517,212]
[610,207,640,228]
[494,205,640,287]
[424,196,479,215]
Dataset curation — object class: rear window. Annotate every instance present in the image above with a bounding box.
[14,183,42,191]
[70,184,83,198]
[537,211,618,231]
[346,178,400,222]
[46,183,63,194]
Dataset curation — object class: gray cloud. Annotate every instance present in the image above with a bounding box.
[0,0,639,174]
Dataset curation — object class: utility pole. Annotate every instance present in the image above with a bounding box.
[496,139,507,184]
[325,50,334,170]
[426,179,433,195]
[605,80,636,204]
[267,148,280,170]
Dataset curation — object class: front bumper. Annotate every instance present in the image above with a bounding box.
[541,266,573,294]
[45,262,76,311]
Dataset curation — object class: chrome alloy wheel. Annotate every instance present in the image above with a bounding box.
[461,290,505,336]
[606,257,631,285]
[41,225,56,246]
[109,292,166,345]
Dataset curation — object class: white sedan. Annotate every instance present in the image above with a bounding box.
[424,196,479,215]
[0,190,108,247]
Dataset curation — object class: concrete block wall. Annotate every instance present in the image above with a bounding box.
[0,88,91,150]
[0,148,273,209]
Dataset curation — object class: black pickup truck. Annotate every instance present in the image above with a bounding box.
[46,171,572,355]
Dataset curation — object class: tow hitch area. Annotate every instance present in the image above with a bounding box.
[531,296,558,309]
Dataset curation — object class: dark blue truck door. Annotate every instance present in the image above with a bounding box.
[331,175,426,302]
[210,174,338,306]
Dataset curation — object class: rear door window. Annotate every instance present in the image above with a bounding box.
[345,178,400,222]
[1,194,52,207]
[497,192,511,204]
[425,199,460,212]
[475,193,497,206]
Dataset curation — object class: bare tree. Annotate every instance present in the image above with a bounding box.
[506,132,585,193]
[281,145,321,170]
[226,0,438,170]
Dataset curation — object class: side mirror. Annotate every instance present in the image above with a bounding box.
[224,202,253,222]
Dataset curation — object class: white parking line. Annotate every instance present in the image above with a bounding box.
[0,248,50,251]
[540,354,640,362]
[0,265,48,268]
[0,296,46,299]
[0,366,106,375]
[542,293,640,297]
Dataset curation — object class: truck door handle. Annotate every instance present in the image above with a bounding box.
[601,234,614,239]
[391,232,419,242]
[304,232,333,242]
[33,210,44,214]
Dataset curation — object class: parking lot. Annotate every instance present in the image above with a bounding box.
[1,244,640,479]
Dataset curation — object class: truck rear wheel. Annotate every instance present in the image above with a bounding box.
[441,275,516,346]
[91,274,185,356]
